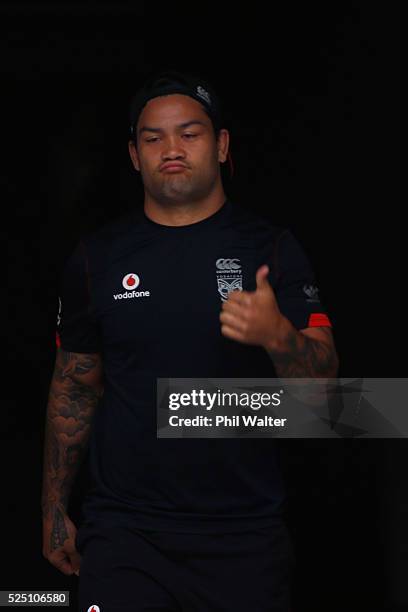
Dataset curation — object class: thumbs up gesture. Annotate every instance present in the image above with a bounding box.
[220,265,287,351]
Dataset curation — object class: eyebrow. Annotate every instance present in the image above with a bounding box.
[138,120,207,136]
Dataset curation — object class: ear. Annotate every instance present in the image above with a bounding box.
[128,139,140,172]
[217,129,229,164]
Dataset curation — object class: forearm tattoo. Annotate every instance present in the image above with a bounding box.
[41,350,103,550]
[268,327,339,378]
[50,506,69,551]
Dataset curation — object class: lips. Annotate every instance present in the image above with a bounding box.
[161,163,187,171]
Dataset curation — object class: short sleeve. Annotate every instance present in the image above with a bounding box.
[271,229,333,330]
[56,240,102,353]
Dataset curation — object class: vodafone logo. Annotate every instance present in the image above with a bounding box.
[122,273,140,290]
[113,272,151,301]
[87,606,100,612]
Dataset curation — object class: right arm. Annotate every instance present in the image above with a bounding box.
[41,348,103,575]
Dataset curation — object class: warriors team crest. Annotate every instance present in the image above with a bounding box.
[216,258,243,301]
[303,284,320,302]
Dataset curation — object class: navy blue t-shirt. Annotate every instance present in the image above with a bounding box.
[56,198,332,533]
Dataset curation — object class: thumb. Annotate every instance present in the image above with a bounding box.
[255,265,270,291]
[66,546,81,575]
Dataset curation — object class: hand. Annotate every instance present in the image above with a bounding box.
[219,264,288,351]
[42,508,81,576]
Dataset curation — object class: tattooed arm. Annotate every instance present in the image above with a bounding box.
[265,320,339,378]
[41,348,103,576]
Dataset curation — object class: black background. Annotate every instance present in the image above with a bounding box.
[2,3,403,611]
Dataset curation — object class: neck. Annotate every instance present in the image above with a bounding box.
[143,191,227,227]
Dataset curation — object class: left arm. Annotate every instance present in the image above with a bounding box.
[264,319,339,378]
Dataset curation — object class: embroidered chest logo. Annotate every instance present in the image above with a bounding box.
[56,296,62,327]
[216,258,243,302]
[113,273,151,300]
[303,284,320,302]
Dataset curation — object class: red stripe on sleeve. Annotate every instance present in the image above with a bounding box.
[307,313,332,327]
[56,331,61,348]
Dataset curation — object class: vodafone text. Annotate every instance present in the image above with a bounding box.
[113,290,150,300]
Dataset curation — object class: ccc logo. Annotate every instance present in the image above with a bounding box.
[216,258,241,271]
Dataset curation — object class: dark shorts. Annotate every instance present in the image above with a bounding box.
[76,520,295,612]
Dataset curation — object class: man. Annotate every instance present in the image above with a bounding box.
[42,70,339,612]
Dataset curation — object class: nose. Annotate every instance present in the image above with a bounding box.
[161,136,186,161]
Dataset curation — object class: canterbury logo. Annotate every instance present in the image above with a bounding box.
[216,258,241,271]
[196,85,211,105]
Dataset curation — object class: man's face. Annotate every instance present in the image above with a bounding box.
[128,94,229,205]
